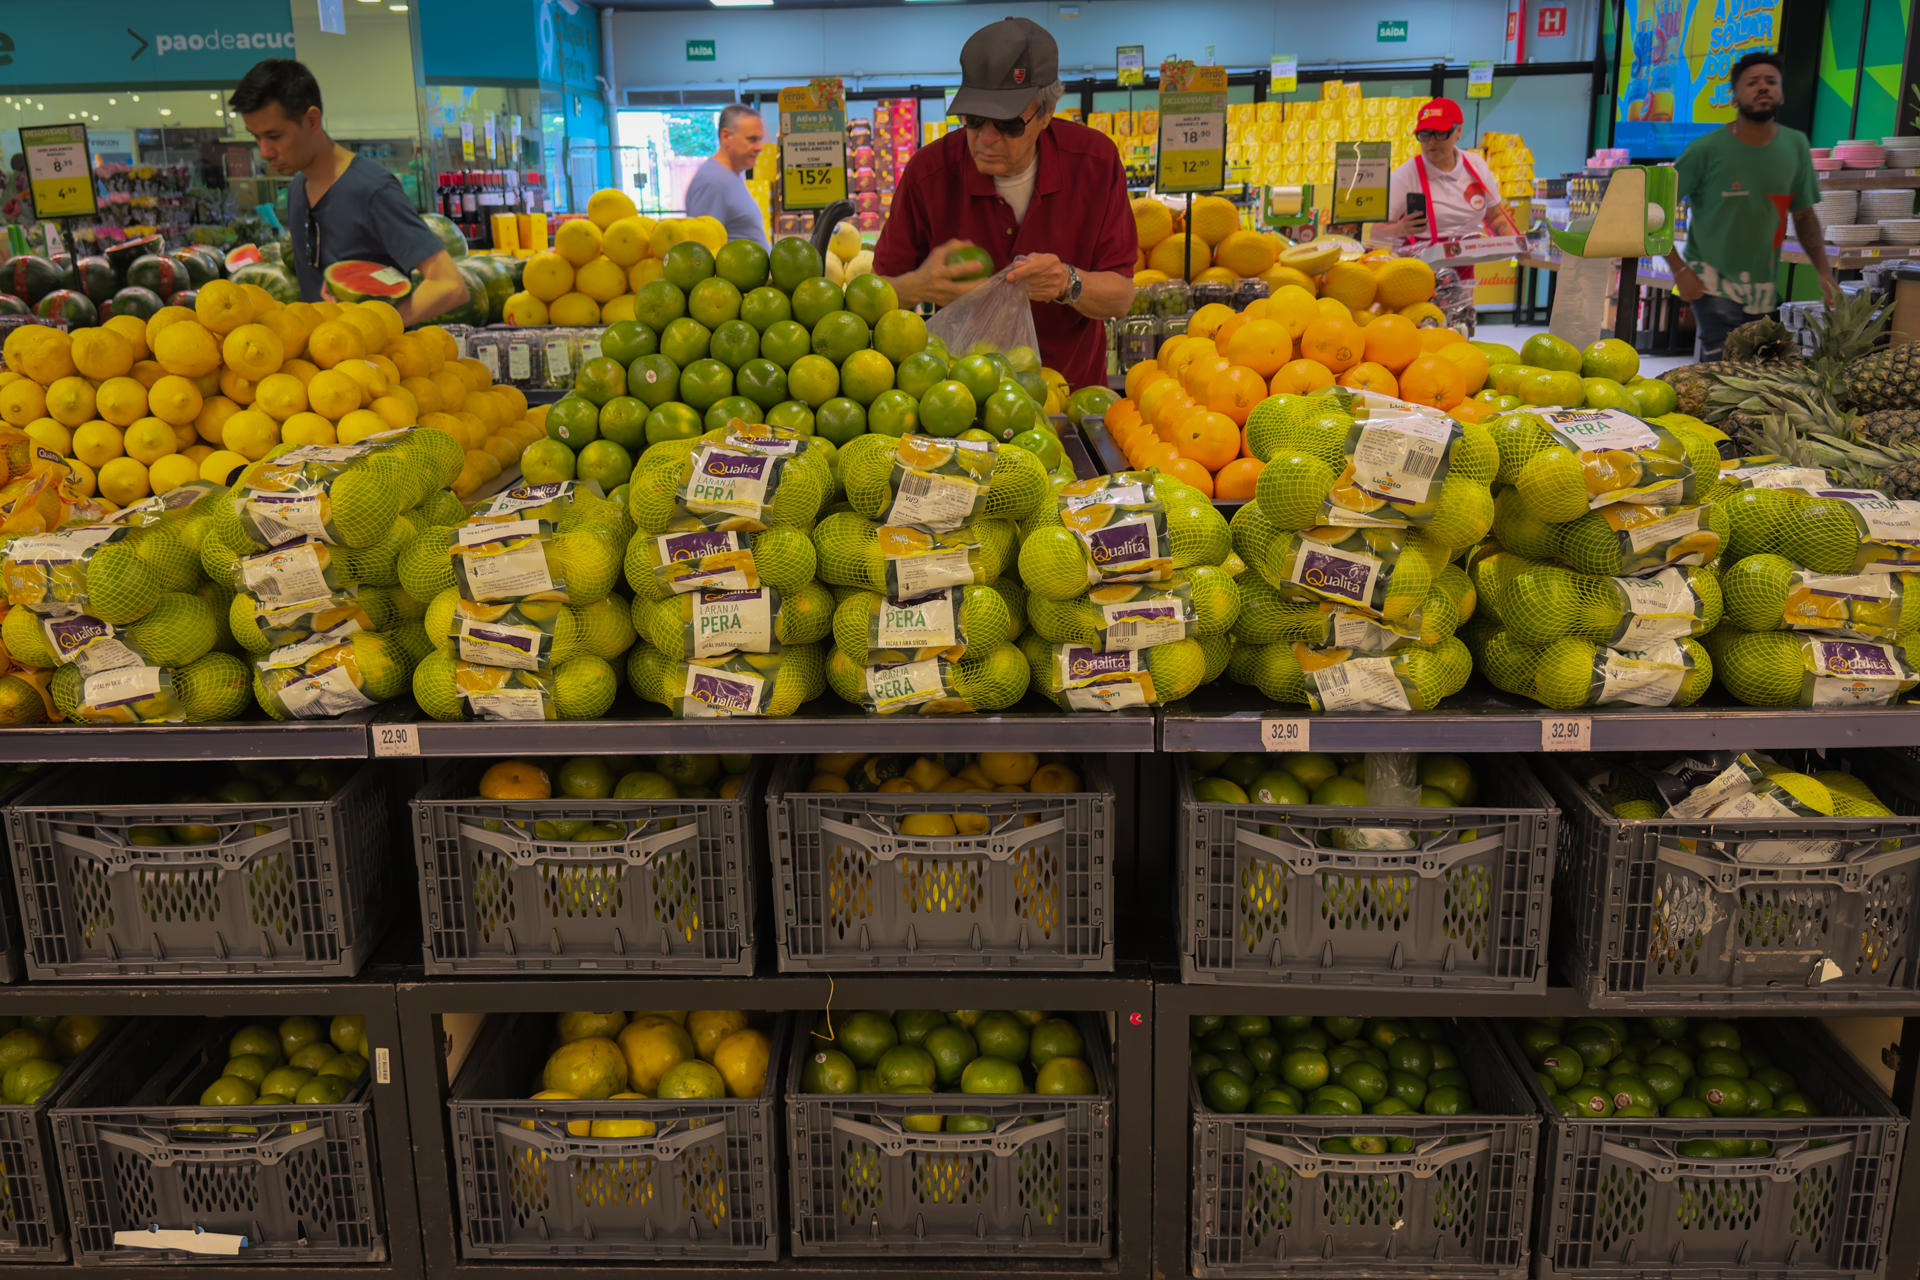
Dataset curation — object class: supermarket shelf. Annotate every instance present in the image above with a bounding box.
[0,711,379,764]
[1818,167,1920,189]
[417,1263,1129,1280]
[1161,682,1920,752]
[371,696,1159,756]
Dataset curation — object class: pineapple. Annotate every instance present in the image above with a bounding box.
[1857,409,1920,447]
[1842,344,1920,412]
[1721,317,1796,363]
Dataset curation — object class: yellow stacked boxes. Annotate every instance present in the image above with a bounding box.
[1480,131,1537,198]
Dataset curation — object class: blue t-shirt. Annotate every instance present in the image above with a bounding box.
[683,157,768,247]
[288,153,447,302]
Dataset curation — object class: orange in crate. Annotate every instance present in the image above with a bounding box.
[1337,361,1399,397]
[1204,365,1267,426]
[1361,314,1421,373]
[1300,315,1365,372]
[1171,409,1241,472]
[1162,455,1215,496]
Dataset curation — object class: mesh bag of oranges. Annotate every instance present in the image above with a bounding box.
[626,642,825,717]
[1246,390,1497,553]
[1701,628,1920,708]
[1224,636,1473,711]
[1017,472,1231,603]
[1471,551,1724,650]
[1488,408,1722,521]
[1467,621,1715,710]
[1491,491,1727,579]
[834,433,1050,529]
[625,425,831,538]
[1022,628,1223,710]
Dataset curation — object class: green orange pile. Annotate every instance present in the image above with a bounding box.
[802,1009,1097,1121]
[1191,1014,1477,1126]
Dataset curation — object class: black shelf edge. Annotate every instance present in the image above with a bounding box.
[0,712,379,763]
[370,698,1159,756]
[1162,686,1920,753]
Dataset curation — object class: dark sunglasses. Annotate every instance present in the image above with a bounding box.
[962,103,1039,137]
[306,206,321,271]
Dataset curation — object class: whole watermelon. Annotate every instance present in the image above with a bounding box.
[6,258,64,306]
[125,254,185,302]
[231,262,300,304]
[187,245,226,280]
[104,286,165,322]
[106,235,164,280]
[35,289,98,327]
[0,294,28,317]
[419,261,489,326]
[464,256,517,323]
[420,212,469,260]
[171,289,199,311]
[47,256,76,292]
[73,257,118,306]
[170,248,217,287]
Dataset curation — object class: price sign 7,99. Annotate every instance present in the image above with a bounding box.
[20,122,97,221]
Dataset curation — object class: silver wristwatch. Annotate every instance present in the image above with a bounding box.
[1055,265,1082,305]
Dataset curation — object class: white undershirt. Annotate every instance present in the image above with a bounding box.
[995,162,1037,223]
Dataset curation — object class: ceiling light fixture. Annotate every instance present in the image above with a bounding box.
[67,113,75,119]
[158,108,172,116]
[130,94,139,102]
[389,2,408,9]
[710,0,772,8]
[107,98,116,105]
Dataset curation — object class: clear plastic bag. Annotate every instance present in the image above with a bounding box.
[927,265,1041,358]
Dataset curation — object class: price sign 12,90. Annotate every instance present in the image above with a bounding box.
[1157,80,1228,194]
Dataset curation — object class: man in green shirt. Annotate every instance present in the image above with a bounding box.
[1667,50,1835,360]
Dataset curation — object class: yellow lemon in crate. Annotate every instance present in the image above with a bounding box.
[618,1020,694,1095]
[686,1010,748,1060]
[541,1038,627,1100]
[710,1028,771,1097]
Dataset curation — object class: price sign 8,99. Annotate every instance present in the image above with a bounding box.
[20,123,97,221]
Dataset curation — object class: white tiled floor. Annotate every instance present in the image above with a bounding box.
[1471,319,1696,375]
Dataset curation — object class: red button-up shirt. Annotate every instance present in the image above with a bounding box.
[874,119,1137,391]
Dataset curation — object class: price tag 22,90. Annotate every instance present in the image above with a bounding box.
[374,723,420,756]
[1540,716,1591,751]
[1259,718,1311,751]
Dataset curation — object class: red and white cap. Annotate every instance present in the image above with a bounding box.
[1414,98,1464,133]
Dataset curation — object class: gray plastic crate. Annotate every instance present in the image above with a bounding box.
[1541,755,1920,1006]
[0,1017,126,1263]
[0,767,48,984]
[411,760,762,974]
[6,763,391,980]
[1497,1019,1908,1280]
[1189,1018,1539,1278]
[784,1011,1113,1258]
[1178,758,1557,991]
[447,1011,785,1261]
[50,1019,384,1265]
[768,757,1114,971]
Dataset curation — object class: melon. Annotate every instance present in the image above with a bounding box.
[231,263,300,305]
[187,245,227,280]
[0,294,28,317]
[73,256,118,306]
[107,235,164,279]
[421,212,469,260]
[105,286,165,322]
[420,261,489,326]
[225,244,265,273]
[462,255,516,322]
[261,239,293,267]
[323,259,411,303]
[5,257,62,305]
[34,289,97,327]
[125,255,184,301]
[170,248,217,287]
[171,288,199,311]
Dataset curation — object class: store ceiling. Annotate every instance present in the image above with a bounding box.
[596,0,1016,10]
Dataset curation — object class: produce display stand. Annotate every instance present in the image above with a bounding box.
[0,706,1917,1280]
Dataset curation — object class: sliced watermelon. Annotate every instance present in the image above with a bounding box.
[104,286,165,322]
[231,262,301,304]
[125,255,184,302]
[106,235,165,280]
[324,259,411,303]
[225,244,265,272]
[34,289,97,327]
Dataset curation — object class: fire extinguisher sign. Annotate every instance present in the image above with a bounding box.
[1537,5,1568,37]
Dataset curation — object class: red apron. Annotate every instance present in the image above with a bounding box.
[1413,154,1489,281]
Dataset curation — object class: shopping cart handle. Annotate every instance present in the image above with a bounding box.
[808,200,856,257]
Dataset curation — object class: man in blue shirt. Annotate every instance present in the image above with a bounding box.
[228,59,468,325]
[684,105,769,247]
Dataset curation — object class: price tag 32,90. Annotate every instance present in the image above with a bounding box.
[1259,718,1311,751]
[373,723,420,756]
[1540,716,1591,751]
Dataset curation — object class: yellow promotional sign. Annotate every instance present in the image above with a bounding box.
[1333,141,1391,220]
[1156,63,1228,194]
[779,78,848,212]
[20,123,96,221]
[1467,60,1494,99]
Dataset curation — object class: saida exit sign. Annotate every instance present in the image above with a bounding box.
[686,39,716,61]
[1377,20,1408,41]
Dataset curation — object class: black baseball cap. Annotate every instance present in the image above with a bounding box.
[950,17,1059,119]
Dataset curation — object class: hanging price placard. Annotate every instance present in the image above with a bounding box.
[1332,140,1391,220]
[779,80,848,211]
[1467,60,1494,99]
[1156,63,1228,194]
[1270,55,1298,94]
[460,121,475,163]
[20,123,96,221]
[1117,45,1146,87]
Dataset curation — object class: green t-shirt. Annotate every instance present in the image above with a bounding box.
[1674,124,1820,313]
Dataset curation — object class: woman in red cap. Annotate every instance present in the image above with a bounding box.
[1382,98,1521,245]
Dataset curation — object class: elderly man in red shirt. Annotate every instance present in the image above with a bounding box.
[873,17,1137,390]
